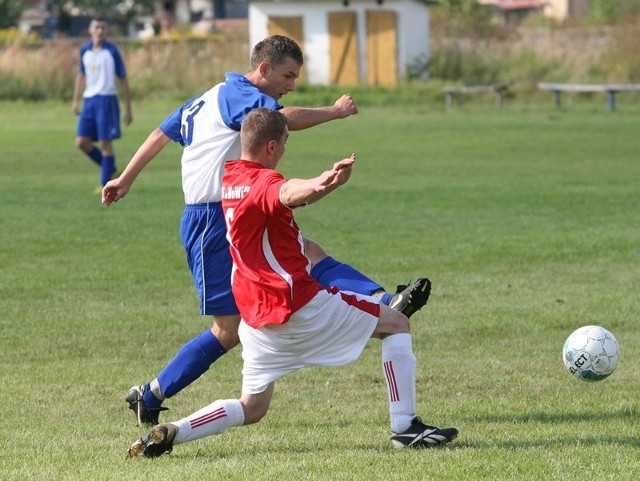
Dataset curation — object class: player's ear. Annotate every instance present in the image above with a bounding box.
[258,62,270,78]
[266,139,276,154]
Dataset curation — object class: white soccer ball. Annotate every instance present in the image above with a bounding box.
[562,325,619,382]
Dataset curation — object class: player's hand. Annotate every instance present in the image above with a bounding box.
[124,111,132,126]
[102,177,131,206]
[319,154,356,187]
[331,153,356,185]
[71,103,80,116]
[333,94,358,118]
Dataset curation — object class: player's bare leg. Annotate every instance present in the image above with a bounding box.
[210,314,241,350]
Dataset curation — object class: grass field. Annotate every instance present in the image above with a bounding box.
[0,98,638,480]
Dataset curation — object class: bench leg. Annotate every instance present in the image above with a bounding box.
[607,91,616,112]
[445,92,453,110]
[553,91,561,109]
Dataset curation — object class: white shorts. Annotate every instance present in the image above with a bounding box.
[239,289,379,394]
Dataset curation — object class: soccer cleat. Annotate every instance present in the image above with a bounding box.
[126,423,177,459]
[125,385,168,427]
[389,278,432,318]
[390,416,458,449]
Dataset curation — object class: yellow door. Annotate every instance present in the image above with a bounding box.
[328,11,360,86]
[268,16,305,82]
[366,10,397,87]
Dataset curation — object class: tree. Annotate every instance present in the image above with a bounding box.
[48,0,156,16]
[0,0,23,29]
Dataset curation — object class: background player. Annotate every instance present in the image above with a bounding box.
[72,16,132,191]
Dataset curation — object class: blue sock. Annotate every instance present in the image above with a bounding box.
[100,155,115,186]
[86,147,102,166]
[144,330,227,408]
[311,256,391,303]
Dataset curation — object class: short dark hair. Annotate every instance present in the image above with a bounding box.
[241,108,288,154]
[250,35,303,70]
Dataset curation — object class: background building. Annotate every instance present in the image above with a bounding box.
[249,0,433,86]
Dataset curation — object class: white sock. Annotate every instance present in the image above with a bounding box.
[172,399,245,445]
[382,333,417,433]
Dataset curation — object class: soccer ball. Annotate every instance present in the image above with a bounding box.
[562,325,619,382]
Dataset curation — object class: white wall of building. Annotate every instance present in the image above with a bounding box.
[249,0,430,85]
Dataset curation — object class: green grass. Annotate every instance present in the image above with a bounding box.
[0,98,639,480]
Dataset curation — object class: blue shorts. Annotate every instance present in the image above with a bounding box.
[76,95,121,141]
[180,202,239,316]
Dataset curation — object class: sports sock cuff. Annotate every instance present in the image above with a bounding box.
[223,399,245,426]
[198,330,228,362]
[382,333,413,351]
[310,256,340,278]
[88,146,102,165]
[380,293,394,305]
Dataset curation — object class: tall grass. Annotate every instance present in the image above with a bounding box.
[0,30,249,101]
[2,21,640,101]
[0,99,639,480]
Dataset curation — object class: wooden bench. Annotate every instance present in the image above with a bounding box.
[538,82,640,111]
[443,84,509,110]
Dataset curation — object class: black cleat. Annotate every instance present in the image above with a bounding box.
[126,424,177,459]
[389,278,432,318]
[390,416,458,449]
[125,385,168,427]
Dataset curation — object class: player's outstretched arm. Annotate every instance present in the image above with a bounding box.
[280,94,358,131]
[102,128,171,206]
[280,154,356,208]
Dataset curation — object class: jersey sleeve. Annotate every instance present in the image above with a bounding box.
[78,42,90,74]
[218,76,282,131]
[253,171,288,215]
[158,96,199,145]
[106,42,127,78]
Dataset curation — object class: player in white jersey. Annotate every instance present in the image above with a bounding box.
[125,108,457,458]
[103,36,432,427]
[72,17,132,190]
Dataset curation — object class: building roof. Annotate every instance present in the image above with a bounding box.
[480,0,547,10]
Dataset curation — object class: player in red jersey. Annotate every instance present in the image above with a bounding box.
[126,109,457,458]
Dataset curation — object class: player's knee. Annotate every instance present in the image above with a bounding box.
[75,137,90,151]
[373,305,410,338]
[211,315,241,350]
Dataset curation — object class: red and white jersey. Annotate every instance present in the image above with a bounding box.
[222,160,322,328]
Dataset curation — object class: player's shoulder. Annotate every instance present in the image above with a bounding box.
[102,40,122,55]
[79,41,92,53]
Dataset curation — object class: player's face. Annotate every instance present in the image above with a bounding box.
[262,58,301,100]
[89,20,108,44]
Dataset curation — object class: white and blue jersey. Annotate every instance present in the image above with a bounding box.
[79,40,127,97]
[160,72,281,315]
[76,40,127,141]
[160,72,281,205]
